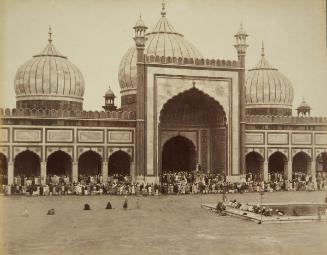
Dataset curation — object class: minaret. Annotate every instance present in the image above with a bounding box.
[102,86,117,111]
[133,15,148,179]
[234,22,249,67]
[234,23,249,176]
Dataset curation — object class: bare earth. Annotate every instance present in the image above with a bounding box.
[0,191,326,255]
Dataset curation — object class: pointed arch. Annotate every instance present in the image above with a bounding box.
[14,150,40,177]
[47,150,72,176]
[78,150,102,176]
[108,150,131,176]
[161,135,196,173]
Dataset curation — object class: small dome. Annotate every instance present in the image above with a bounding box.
[118,6,203,95]
[245,44,294,115]
[14,30,85,110]
[297,98,311,110]
[105,86,115,97]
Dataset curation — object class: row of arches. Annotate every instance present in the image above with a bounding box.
[0,150,131,179]
[246,151,327,176]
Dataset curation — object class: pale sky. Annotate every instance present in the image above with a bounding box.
[0,0,326,116]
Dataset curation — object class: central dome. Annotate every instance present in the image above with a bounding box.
[118,7,203,95]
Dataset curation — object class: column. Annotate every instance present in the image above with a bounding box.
[102,160,108,183]
[285,160,292,180]
[130,160,136,183]
[72,161,78,182]
[40,161,46,185]
[7,162,14,185]
[310,159,316,178]
[263,160,269,182]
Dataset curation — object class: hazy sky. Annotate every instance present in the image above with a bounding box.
[1,0,326,116]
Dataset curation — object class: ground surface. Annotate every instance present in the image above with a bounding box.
[0,191,327,255]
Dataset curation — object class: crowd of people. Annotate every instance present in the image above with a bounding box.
[0,170,326,196]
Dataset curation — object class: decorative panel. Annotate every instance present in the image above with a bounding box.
[0,128,9,142]
[267,148,288,160]
[315,133,327,145]
[267,133,288,145]
[291,148,312,159]
[46,146,74,160]
[211,127,226,174]
[13,146,42,160]
[46,129,73,143]
[77,129,104,143]
[245,132,264,145]
[291,133,312,145]
[77,146,104,159]
[200,130,208,171]
[0,146,10,159]
[107,130,133,143]
[13,128,42,143]
[107,146,133,160]
[245,147,265,159]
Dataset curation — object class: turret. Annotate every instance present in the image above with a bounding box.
[102,86,117,111]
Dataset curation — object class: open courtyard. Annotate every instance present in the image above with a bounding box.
[0,191,326,255]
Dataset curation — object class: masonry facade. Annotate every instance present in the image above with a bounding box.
[0,5,327,185]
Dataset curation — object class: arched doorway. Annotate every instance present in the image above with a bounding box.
[162,136,196,173]
[14,150,40,177]
[108,151,131,176]
[78,151,102,176]
[0,153,8,185]
[268,152,287,179]
[159,87,227,174]
[47,151,72,177]
[245,151,263,181]
[292,152,310,174]
[316,152,327,173]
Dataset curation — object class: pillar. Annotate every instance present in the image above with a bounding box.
[7,162,14,185]
[102,161,108,183]
[40,161,46,185]
[130,160,136,183]
[310,159,316,178]
[72,161,78,182]
[285,160,292,180]
[263,160,269,182]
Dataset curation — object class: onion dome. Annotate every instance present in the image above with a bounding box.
[14,27,85,110]
[245,43,294,116]
[118,2,203,95]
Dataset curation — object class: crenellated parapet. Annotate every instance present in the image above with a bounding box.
[0,108,136,120]
[144,55,241,69]
[245,115,327,124]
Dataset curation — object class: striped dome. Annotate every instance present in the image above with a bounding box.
[14,36,85,109]
[245,47,294,113]
[118,10,203,94]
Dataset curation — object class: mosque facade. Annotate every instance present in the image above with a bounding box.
[1,4,327,185]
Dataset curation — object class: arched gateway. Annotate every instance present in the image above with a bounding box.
[162,136,196,172]
[159,88,227,174]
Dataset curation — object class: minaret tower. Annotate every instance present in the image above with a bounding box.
[133,15,148,179]
[234,23,249,175]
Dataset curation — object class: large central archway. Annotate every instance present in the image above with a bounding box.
[159,87,227,174]
[162,136,196,173]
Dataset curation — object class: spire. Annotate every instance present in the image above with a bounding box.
[261,41,265,57]
[48,25,52,43]
[161,0,166,17]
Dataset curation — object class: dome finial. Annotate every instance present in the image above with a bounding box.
[261,41,265,57]
[161,0,166,17]
[48,25,52,43]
